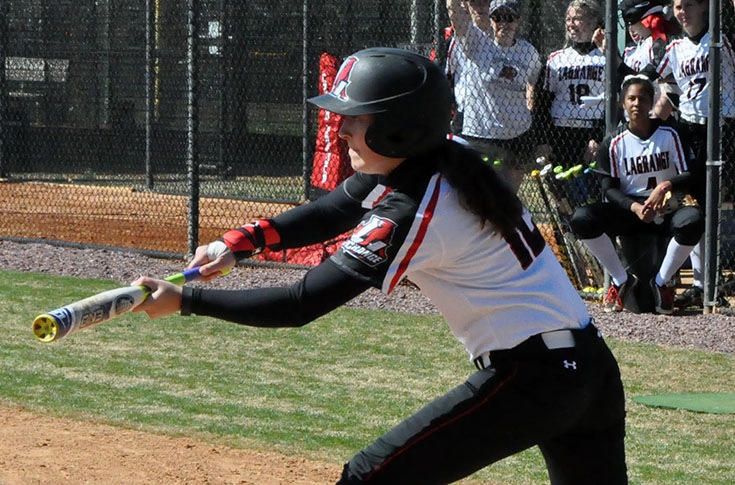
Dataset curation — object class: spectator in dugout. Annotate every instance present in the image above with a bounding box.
[536,0,606,169]
[446,0,542,192]
[570,75,704,315]
[619,0,735,309]
[618,0,682,120]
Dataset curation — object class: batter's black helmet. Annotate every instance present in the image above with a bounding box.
[308,47,452,158]
[619,0,666,25]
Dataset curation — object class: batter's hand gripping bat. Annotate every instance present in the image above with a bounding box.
[32,266,224,343]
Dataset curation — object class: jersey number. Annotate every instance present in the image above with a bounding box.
[505,218,546,270]
[646,176,657,191]
[686,77,706,99]
[568,83,590,105]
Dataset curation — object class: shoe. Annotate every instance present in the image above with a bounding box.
[651,278,675,314]
[603,273,638,312]
[674,285,704,309]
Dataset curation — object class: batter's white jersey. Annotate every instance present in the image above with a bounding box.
[657,33,735,121]
[600,123,689,198]
[332,154,589,360]
[451,24,542,139]
[544,46,606,128]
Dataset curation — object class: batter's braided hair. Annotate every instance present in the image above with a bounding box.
[437,141,524,240]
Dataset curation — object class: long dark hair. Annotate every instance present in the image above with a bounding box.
[436,141,524,239]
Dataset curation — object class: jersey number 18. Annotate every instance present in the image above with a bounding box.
[568,83,590,105]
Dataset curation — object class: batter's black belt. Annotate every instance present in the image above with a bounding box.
[473,321,601,370]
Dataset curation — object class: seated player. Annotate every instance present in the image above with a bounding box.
[570,76,704,314]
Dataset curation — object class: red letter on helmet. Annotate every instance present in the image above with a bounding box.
[330,56,358,101]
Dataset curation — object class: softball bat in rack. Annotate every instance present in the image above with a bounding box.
[32,267,224,343]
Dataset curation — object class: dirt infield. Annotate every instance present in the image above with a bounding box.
[0,182,296,255]
[0,405,341,485]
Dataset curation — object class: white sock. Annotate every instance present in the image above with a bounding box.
[689,233,705,288]
[582,235,628,286]
[656,238,696,287]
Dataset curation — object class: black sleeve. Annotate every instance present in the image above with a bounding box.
[267,173,377,250]
[180,259,372,327]
[600,175,636,211]
[594,134,636,211]
[668,172,692,191]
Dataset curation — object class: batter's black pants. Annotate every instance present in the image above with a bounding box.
[570,202,704,247]
[337,323,627,484]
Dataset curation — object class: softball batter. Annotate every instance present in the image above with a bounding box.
[134,48,627,484]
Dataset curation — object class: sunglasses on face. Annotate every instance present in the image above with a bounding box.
[491,12,519,23]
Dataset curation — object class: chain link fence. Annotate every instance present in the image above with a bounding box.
[0,0,733,307]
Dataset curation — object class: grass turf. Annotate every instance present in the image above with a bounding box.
[1,270,734,484]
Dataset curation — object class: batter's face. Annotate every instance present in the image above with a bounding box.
[628,21,652,43]
[566,6,597,43]
[338,114,405,175]
[622,83,654,121]
[673,0,707,36]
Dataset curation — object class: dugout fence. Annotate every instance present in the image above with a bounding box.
[0,0,733,311]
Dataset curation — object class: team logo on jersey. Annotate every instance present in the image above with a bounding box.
[330,56,358,101]
[342,215,397,267]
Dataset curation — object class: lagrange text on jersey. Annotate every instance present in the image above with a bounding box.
[678,54,708,77]
[622,150,671,176]
[556,64,604,81]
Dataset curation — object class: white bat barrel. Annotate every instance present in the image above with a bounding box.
[33,286,147,342]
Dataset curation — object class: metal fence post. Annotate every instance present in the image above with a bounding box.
[433,0,448,67]
[0,0,7,178]
[704,0,723,313]
[601,0,620,293]
[604,0,619,133]
[145,0,155,190]
[302,0,311,204]
[96,0,111,127]
[187,0,201,257]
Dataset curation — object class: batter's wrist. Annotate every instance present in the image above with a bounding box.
[180,286,195,316]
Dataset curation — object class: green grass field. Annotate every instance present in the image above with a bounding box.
[1,271,734,484]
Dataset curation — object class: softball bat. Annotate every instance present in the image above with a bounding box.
[32,266,222,343]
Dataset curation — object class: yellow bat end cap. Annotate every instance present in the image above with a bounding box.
[33,315,59,343]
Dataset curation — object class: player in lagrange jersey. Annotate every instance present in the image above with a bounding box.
[133,48,628,484]
[656,1,735,123]
[619,0,681,119]
[538,0,606,168]
[570,76,704,314]
[652,0,735,308]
